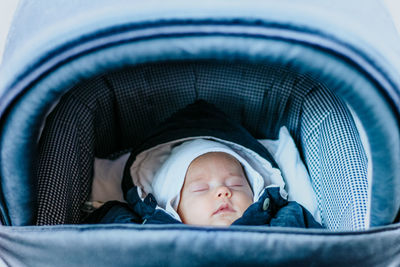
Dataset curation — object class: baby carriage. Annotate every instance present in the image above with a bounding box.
[0,0,399,266]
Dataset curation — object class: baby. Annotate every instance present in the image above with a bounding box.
[146,137,272,226]
[177,152,253,226]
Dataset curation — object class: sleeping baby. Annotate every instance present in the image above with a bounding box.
[178,150,254,226]
[83,100,322,228]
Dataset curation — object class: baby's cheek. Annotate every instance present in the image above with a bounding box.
[190,197,208,212]
[181,196,202,213]
[238,193,253,213]
[178,197,208,225]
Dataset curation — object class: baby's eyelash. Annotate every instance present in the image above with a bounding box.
[229,184,243,188]
[228,183,243,186]
[193,188,208,192]
[226,179,246,187]
[190,184,209,192]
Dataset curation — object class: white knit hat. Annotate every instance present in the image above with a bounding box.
[151,139,265,220]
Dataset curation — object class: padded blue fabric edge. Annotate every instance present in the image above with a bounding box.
[0,31,399,226]
[0,224,400,266]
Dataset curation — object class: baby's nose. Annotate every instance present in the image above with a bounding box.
[216,186,232,198]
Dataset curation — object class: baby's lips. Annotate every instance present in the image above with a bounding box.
[212,203,236,215]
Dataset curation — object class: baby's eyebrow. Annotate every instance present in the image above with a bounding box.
[226,172,246,179]
[186,177,207,184]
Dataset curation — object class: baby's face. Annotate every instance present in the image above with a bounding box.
[177,152,253,226]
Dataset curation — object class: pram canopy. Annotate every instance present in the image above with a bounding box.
[0,0,399,266]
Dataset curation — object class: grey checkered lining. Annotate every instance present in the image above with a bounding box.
[37,62,368,230]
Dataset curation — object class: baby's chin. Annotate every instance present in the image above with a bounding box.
[209,214,240,226]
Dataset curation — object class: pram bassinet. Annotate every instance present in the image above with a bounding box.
[0,0,400,266]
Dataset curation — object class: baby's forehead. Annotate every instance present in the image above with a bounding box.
[191,152,243,168]
[185,152,246,180]
[194,151,241,163]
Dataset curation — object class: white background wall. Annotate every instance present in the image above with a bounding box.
[384,0,400,34]
[0,0,399,66]
[0,0,19,65]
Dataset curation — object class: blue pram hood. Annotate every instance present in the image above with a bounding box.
[0,0,400,266]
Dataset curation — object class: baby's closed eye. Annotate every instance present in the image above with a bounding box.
[226,177,247,187]
[190,182,209,192]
